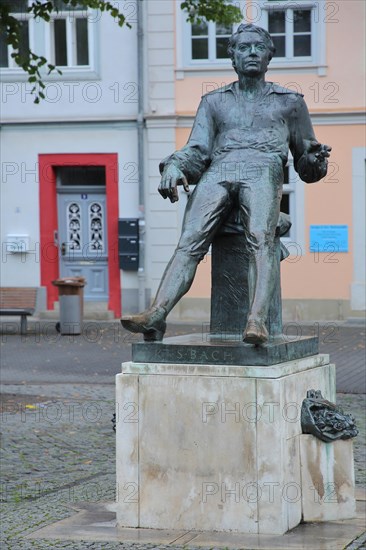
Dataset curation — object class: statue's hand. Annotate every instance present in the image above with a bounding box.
[306,141,332,166]
[298,141,332,183]
[158,164,189,203]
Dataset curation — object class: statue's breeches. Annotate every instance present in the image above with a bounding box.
[176,165,283,261]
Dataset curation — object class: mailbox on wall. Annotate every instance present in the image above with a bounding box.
[118,219,139,271]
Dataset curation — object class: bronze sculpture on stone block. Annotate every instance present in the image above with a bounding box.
[301,390,358,442]
[121,23,331,345]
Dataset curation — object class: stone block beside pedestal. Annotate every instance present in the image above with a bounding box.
[300,435,356,522]
[115,354,357,535]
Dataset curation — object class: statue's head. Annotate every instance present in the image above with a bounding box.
[228,24,275,75]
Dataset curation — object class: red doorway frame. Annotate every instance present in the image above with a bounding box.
[39,153,121,318]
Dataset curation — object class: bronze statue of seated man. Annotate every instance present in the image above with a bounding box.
[121,23,331,345]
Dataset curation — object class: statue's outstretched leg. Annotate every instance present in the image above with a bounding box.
[121,251,199,341]
[120,306,167,342]
[121,178,233,341]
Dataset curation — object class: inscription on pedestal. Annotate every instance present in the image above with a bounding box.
[132,333,319,366]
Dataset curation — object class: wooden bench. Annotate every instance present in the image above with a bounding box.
[0,288,37,335]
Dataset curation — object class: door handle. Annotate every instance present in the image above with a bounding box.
[61,242,67,256]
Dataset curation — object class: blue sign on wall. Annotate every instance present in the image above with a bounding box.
[309,225,348,253]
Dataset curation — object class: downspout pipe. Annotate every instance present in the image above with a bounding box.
[137,0,146,312]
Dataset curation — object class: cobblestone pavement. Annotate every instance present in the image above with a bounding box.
[1,382,365,550]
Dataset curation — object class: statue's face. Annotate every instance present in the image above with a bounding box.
[232,31,271,76]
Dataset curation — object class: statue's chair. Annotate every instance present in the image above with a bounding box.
[210,207,291,339]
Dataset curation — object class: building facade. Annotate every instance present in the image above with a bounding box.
[1,0,365,322]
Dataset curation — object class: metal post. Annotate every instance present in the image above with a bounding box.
[137,0,146,312]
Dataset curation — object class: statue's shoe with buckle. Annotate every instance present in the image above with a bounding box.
[121,307,166,342]
[243,319,269,345]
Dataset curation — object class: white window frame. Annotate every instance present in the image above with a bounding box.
[178,1,247,69]
[0,2,99,82]
[0,1,34,69]
[177,0,326,77]
[258,1,326,74]
[188,19,235,64]
[281,158,305,248]
[47,5,92,69]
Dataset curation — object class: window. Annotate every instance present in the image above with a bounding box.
[191,21,233,62]
[0,0,96,77]
[0,1,31,68]
[260,1,317,62]
[280,164,294,239]
[279,159,305,250]
[56,166,106,188]
[50,1,90,67]
[180,0,247,65]
[180,1,324,73]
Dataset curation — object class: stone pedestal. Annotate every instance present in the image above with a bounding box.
[115,354,355,535]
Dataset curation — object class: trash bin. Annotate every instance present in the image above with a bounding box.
[52,277,86,335]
